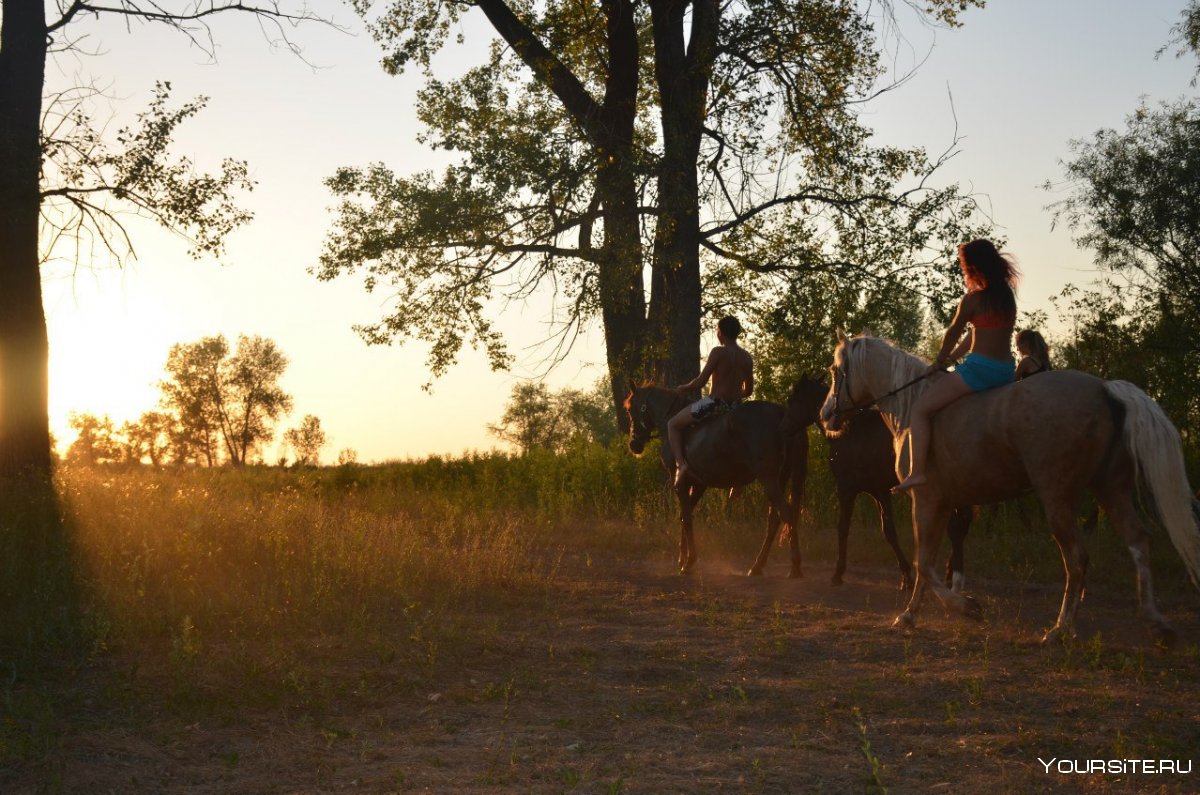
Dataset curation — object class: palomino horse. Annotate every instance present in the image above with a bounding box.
[625,384,802,576]
[820,331,1200,644]
[784,374,972,591]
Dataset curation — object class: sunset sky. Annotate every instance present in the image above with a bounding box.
[41,0,1198,463]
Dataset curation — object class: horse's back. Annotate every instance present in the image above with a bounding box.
[686,400,787,486]
[932,369,1117,505]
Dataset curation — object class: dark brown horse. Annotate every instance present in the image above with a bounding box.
[784,375,972,591]
[821,332,1200,643]
[625,384,803,577]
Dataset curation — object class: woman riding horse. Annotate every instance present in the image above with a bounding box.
[894,239,1019,492]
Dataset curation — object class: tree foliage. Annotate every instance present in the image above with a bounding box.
[65,412,122,466]
[1050,99,1200,337]
[488,380,619,454]
[159,335,293,467]
[1047,7,1200,478]
[40,81,254,267]
[0,0,325,478]
[320,0,990,429]
[284,414,327,466]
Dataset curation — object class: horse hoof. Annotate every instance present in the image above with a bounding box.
[1040,627,1070,645]
[892,612,915,630]
[788,567,803,580]
[746,568,764,577]
[962,595,984,622]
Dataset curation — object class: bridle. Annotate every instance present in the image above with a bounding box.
[827,341,941,421]
[629,388,687,447]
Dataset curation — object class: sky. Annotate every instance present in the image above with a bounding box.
[39,0,1199,463]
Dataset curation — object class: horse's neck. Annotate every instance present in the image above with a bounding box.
[863,347,926,436]
[653,388,685,425]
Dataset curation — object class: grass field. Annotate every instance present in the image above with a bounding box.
[2,438,1198,793]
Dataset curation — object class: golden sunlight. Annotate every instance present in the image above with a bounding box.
[45,281,172,453]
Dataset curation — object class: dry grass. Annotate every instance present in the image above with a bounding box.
[1,451,1198,793]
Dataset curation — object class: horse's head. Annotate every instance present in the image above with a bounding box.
[624,382,657,456]
[819,330,873,437]
[782,372,829,435]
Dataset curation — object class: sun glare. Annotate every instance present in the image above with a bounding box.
[44,274,174,454]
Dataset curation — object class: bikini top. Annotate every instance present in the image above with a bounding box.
[968,291,1015,329]
[972,310,1015,329]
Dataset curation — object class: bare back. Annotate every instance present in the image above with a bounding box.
[959,291,1014,360]
[705,344,754,402]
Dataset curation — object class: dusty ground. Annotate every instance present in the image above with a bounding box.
[5,550,1200,794]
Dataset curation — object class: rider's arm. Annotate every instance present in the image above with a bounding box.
[932,295,972,370]
[741,369,754,399]
[677,348,720,392]
[945,333,972,365]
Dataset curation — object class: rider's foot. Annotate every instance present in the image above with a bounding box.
[892,474,927,493]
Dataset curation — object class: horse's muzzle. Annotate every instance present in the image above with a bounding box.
[819,409,845,437]
[628,437,646,456]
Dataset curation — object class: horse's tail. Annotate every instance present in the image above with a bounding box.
[1104,380,1200,587]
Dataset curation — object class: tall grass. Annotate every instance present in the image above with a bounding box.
[1,432,1193,692]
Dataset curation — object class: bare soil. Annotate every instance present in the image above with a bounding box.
[6,551,1200,794]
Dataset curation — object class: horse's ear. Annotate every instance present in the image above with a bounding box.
[836,328,848,344]
[860,326,874,337]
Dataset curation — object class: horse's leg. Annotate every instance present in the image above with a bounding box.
[677,483,707,575]
[1040,496,1090,644]
[831,488,854,586]
[1096,491,1176,645]
[873,489,911,591]
[945,507,972,593]
[749,479,799,577]
[896,497,980,629]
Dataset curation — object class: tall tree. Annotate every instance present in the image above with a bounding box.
[121,410,175,466]
[160,335,228,466]
[323,0,646,423]
[0,0,322,479]
[283,414,327,466]
[322,0,987,429]
[488,379,618,454]
[64,412,121,466]
[1045,2,1200,474]
[159,334,293,467]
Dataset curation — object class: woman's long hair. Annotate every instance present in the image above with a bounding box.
[959,239,1019,318]
[1016,329,1052,370]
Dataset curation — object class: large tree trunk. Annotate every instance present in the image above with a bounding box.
[596,0,646,432]
[648,0,715,386]
[475,0,647,433]
[0,0,52,479]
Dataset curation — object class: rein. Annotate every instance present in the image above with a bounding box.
[633,388,689,441]
[831,363,943,420]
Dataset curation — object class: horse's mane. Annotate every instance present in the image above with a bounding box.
[841,334,929,427]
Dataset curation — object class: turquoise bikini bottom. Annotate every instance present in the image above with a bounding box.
[954,352,1015,392]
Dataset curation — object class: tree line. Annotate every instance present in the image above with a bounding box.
[4,1,1200,484]
[62,334,333,468]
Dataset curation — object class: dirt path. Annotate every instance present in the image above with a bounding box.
[7,554,1200,794]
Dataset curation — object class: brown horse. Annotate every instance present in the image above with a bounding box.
[820,331,1200,644]
[625,384,803,577]
[784,374,972,591]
